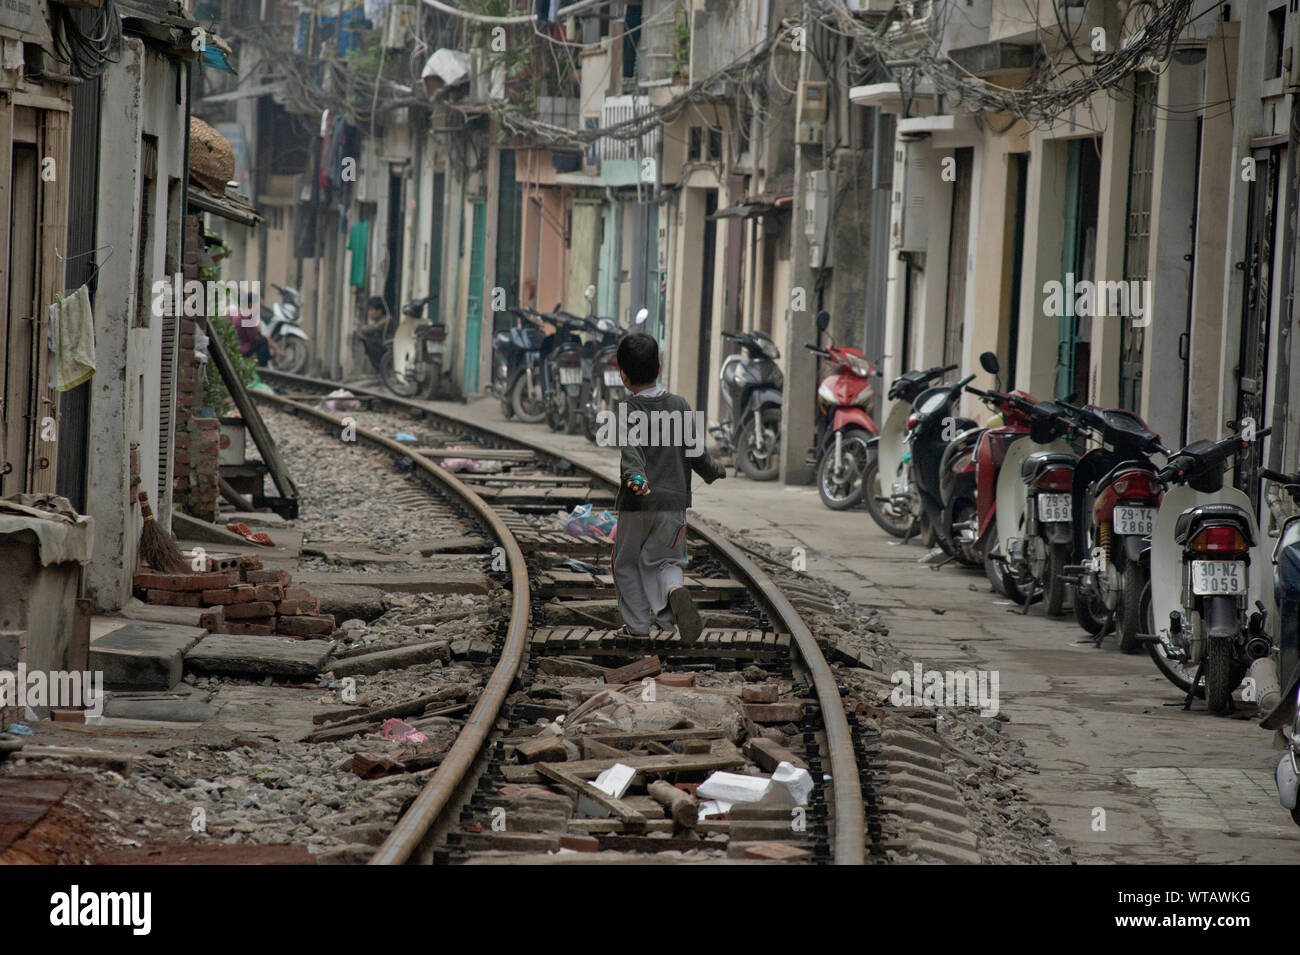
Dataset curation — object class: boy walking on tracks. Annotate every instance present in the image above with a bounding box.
[609,332,726,641]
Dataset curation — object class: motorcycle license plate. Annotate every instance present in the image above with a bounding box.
[603,369,622,387]
[559,367,582,385]
[1113,506,1155,536]
[1191,560,1245,596]
[1037,494,1071,522]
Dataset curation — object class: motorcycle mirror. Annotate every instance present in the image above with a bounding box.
[634,308,648,325]
[979,352,1000,376]
[815,310,830,333]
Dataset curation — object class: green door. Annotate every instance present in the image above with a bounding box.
[464,199,487,392]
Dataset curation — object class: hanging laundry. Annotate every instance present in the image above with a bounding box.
[51,286,96,392]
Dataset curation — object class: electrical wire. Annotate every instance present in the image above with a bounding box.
[51,0,122,79]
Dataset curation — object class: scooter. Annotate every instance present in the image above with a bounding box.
[906,371,979,561]
[543,311,589,434]
[261,284,310,374]
[582,307,648,441]
[381,297,445,400]
[493,308,547,423]
[580,312,631,442]
[1056,401,1166,649]
[864,363,959,538]
[711,329,784,481]
[806,311,879,510]
[1257,466,1300,824]
[950,354,1041,584]
[990,395,1078,615]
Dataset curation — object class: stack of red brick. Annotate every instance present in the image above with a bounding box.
[133,555,336,638]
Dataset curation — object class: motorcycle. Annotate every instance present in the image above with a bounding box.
[989,394,1079,615]
[805,311,879,510]
[1142,426,1273,713]
[945,353,1042,582]
[260,284,310,374]
[381,297,446,400]
[711,329,784,481]
[492,308,547,423]
[905,371,979,561]
[1257,466,1300,824]
[543,311,589,434]
[582,308,648,442]
[864,363,959,538]
[1056,401,1166,649]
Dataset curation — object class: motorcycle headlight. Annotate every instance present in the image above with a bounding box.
[849,355,874,378]
[760,337,780,360]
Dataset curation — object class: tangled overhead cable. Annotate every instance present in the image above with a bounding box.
[813,0,1199,125]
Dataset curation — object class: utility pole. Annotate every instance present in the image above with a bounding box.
[779,13,822,486]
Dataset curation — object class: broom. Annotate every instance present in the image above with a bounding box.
[137,490,187,573]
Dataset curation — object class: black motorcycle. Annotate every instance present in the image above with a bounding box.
[862,362,959,538]
[906,372,978,559]
[582,308,648,443]
[711,329,784,481]
[493,308,547,423]
[543,311,589,434]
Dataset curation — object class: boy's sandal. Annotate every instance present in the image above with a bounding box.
[612,626,650,638]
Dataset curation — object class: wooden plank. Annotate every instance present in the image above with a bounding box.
[412,447,536,462]
[205,316,299,503]
[535,764,646,825]
[503,752,744,785]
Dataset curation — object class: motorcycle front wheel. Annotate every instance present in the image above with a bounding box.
[381,352,421,398]
[816,432,872,510]
[863,456,917,538]
[510,374,546,424]
[273,336,308,375]
[735,408,781,481]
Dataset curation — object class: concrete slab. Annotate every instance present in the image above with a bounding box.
[184,633,332,680]
[89,622,207,689]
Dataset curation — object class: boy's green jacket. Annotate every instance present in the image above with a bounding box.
[616,391,726,511]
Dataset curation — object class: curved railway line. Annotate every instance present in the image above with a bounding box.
[253,369,869,865]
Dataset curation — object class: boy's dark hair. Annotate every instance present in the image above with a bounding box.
[617,332,659,386]
[367,296,387,314]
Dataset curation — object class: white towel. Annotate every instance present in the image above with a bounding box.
[52,285,96,392]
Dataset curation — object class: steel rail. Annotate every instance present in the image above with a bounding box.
[248,389,531,865]
[257,370,866,864]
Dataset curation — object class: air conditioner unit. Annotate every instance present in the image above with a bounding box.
[383,4,417,50]
[796,80,827,146]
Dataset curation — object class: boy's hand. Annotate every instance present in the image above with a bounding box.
[627,477,651,495]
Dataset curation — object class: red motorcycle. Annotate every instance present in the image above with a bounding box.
[805,312,878,510]
[938,353,1035,584]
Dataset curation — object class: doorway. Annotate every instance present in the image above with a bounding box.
[1057,136,1101,400]
[696,189,718,412]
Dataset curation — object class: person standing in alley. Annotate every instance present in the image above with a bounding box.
[610,332,726,641]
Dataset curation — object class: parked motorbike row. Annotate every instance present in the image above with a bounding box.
[491,286,647,443]
[836,346,1300,828]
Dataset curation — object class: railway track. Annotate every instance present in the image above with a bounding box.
[253,369,869,865]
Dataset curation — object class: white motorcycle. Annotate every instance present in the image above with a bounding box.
[262,284,309,374]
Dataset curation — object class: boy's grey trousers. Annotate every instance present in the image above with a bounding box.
[611,509,688,634]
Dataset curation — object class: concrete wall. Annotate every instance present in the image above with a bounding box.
[84,39,188,611]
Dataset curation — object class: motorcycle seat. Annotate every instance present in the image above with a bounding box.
[1173,504,1255,546]
[1020,450,1077,485]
